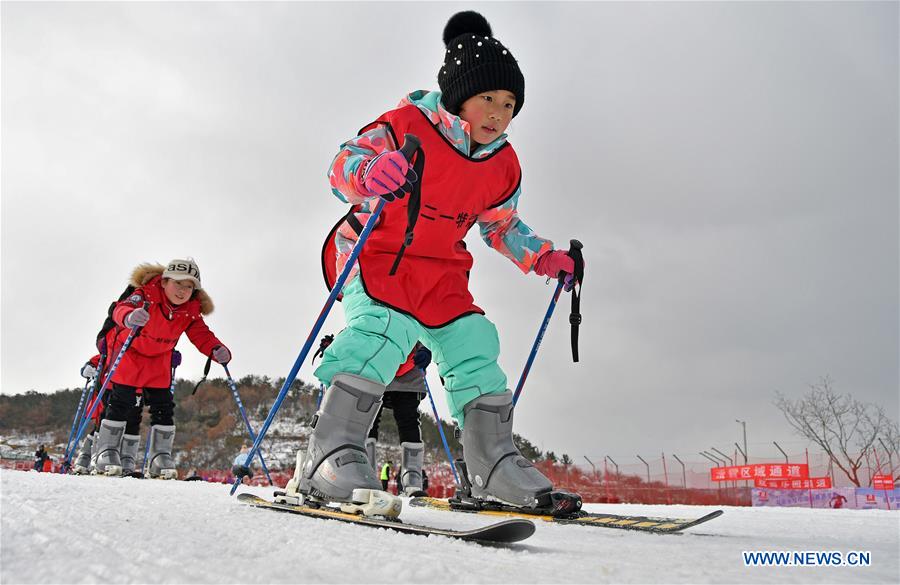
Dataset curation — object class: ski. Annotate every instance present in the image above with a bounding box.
[237,493,535,544]
[409,497,724,534]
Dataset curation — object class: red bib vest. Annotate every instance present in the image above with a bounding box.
[322,105,521,327]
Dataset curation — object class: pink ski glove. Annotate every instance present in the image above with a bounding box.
[212,345,231,364]
[534,249,576,279]
[360,151,414,202]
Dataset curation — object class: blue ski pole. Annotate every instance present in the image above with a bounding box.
[316,383,325,410]
[512,240,583,407]
[228,134,420,495]
[223,364,273,485]
[62,378,92,471]
[63,355,105,469]
[67,305,148,469]
[512,281,564,407]
[422,375,459,485]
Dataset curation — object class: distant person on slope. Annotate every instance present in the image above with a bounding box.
[232,444,254,485]
[93,259,230,479]
[33,445,47,472]
[293,335,431,497]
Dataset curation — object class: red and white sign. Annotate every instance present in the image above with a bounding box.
[754,477,832,490]
[873,474,895,490]
[710,464,809,482]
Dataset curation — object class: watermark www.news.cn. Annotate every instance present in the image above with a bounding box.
[743,551,871,567]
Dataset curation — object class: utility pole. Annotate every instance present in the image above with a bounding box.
[583,455,597,480]
[711,447,734,466]
[773,441,789,464]
[700,452,723,498]
[701,451,723,466]
[672,454,687,488]
[606,456,620,483]
[735,419,748,463]
[636,455,651,484]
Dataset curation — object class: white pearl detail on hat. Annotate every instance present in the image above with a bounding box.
[502,50,507,54]
[457,43,462,49]
[456,60,461,65]
[477,41,482,46]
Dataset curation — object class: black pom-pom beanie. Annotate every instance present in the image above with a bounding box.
[437,11,525,117]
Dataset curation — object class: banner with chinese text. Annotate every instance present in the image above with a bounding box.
[754,477,832,489]
[872,474,895,490]
[710,463,809,482]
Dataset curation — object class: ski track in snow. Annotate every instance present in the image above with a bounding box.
[2,470,898,584]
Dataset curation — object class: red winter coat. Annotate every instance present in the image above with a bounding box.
[107,264,225,389]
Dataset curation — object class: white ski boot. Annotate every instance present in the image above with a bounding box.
[145,425,178,479]
[280,373,400,517]
[400,441,427,497]
[93,419,125,476]
[458,391,581,515]
[365,437,377,471]
[72,434,94,475]
[120,434,141,476]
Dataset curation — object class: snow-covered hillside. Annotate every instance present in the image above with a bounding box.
[2,470,897,584]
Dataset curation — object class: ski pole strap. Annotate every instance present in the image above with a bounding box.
[565,239,584,363]
[388,145,425,276]
[311,334,334,365]
[191,356,212,395]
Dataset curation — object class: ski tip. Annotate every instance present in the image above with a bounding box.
[236,493,265,504]
[475,518,536,543]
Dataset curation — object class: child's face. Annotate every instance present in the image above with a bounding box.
[458,90,516,146]
[162,278,195,305]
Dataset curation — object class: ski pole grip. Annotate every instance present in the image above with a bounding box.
[398,134,421,163]
[562,239,584,290]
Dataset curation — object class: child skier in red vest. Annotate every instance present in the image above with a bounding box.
[93,259,230,478]
[285,11,583,516]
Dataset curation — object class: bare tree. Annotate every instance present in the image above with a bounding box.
[774,376,898,487]
[877,420,900,481]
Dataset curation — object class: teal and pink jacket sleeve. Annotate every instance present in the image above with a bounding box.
[477,187,554,274]
[328,127,398,205]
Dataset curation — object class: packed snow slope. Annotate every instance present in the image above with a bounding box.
[2,470,897,584]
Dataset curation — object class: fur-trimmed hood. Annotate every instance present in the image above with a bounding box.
[129,263,214,315]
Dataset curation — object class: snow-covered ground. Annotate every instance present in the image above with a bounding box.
[2,469,897,584]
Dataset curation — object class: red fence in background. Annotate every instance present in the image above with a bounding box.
[417,461,753,505]
[4,448,895,509]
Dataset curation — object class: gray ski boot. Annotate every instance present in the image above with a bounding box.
[365,437,377,471]
[400,441,427,497]
[459,391,581,514]
[120,434,141,476]
[278,373,400,517]
[72,434,94,475]
[145,425,178,479]
[93,419,125,476]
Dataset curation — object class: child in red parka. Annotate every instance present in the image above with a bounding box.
[93,258,231,478]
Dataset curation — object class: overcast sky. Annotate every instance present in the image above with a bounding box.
[2,2,897,468]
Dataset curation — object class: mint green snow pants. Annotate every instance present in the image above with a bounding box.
[313,278,507,426]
